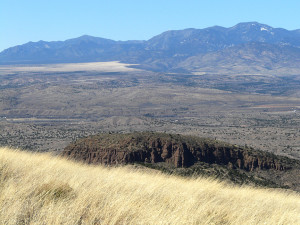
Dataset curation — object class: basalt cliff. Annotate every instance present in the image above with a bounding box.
[61,132,291,172]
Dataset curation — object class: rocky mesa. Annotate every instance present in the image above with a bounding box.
[61,132,291,172]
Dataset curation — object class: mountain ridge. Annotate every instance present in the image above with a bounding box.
[1,22,300,73]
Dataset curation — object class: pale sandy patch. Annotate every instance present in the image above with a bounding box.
[0,61,140,74]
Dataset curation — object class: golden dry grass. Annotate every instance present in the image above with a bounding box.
[0,147,299,225]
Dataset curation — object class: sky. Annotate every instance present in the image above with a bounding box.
[1,0,300,52]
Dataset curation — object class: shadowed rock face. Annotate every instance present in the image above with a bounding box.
[61,132,289,171]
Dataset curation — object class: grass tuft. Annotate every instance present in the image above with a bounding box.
[35,181,75,201]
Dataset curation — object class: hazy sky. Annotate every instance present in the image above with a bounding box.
[1,0,300,51]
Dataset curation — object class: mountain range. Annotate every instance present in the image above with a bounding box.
[1,22,300,73]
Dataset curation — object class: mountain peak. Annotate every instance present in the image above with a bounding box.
[231,22,273,31]
[77,35,97,40]
[69,35,113,42]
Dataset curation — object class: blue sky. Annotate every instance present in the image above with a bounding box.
[1,0,300,51]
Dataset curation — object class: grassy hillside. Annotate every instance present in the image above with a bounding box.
[0,147,299,224]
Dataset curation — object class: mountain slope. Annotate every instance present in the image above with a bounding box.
[175,42,300,74]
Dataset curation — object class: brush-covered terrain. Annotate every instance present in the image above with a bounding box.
[0,147,300,224]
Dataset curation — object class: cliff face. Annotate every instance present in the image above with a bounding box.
[61,132,289,171]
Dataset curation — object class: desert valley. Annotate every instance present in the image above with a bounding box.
[1,21,300,224]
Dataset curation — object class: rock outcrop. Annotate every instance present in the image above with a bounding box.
[61,132,289,171]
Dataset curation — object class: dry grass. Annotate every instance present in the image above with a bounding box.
[0,147,299,225]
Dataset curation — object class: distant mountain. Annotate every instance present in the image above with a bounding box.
[145,22,300,54]
[0,35,145,64]
[1,22,300,73]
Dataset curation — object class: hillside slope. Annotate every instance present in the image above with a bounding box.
[0,147,300,224]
